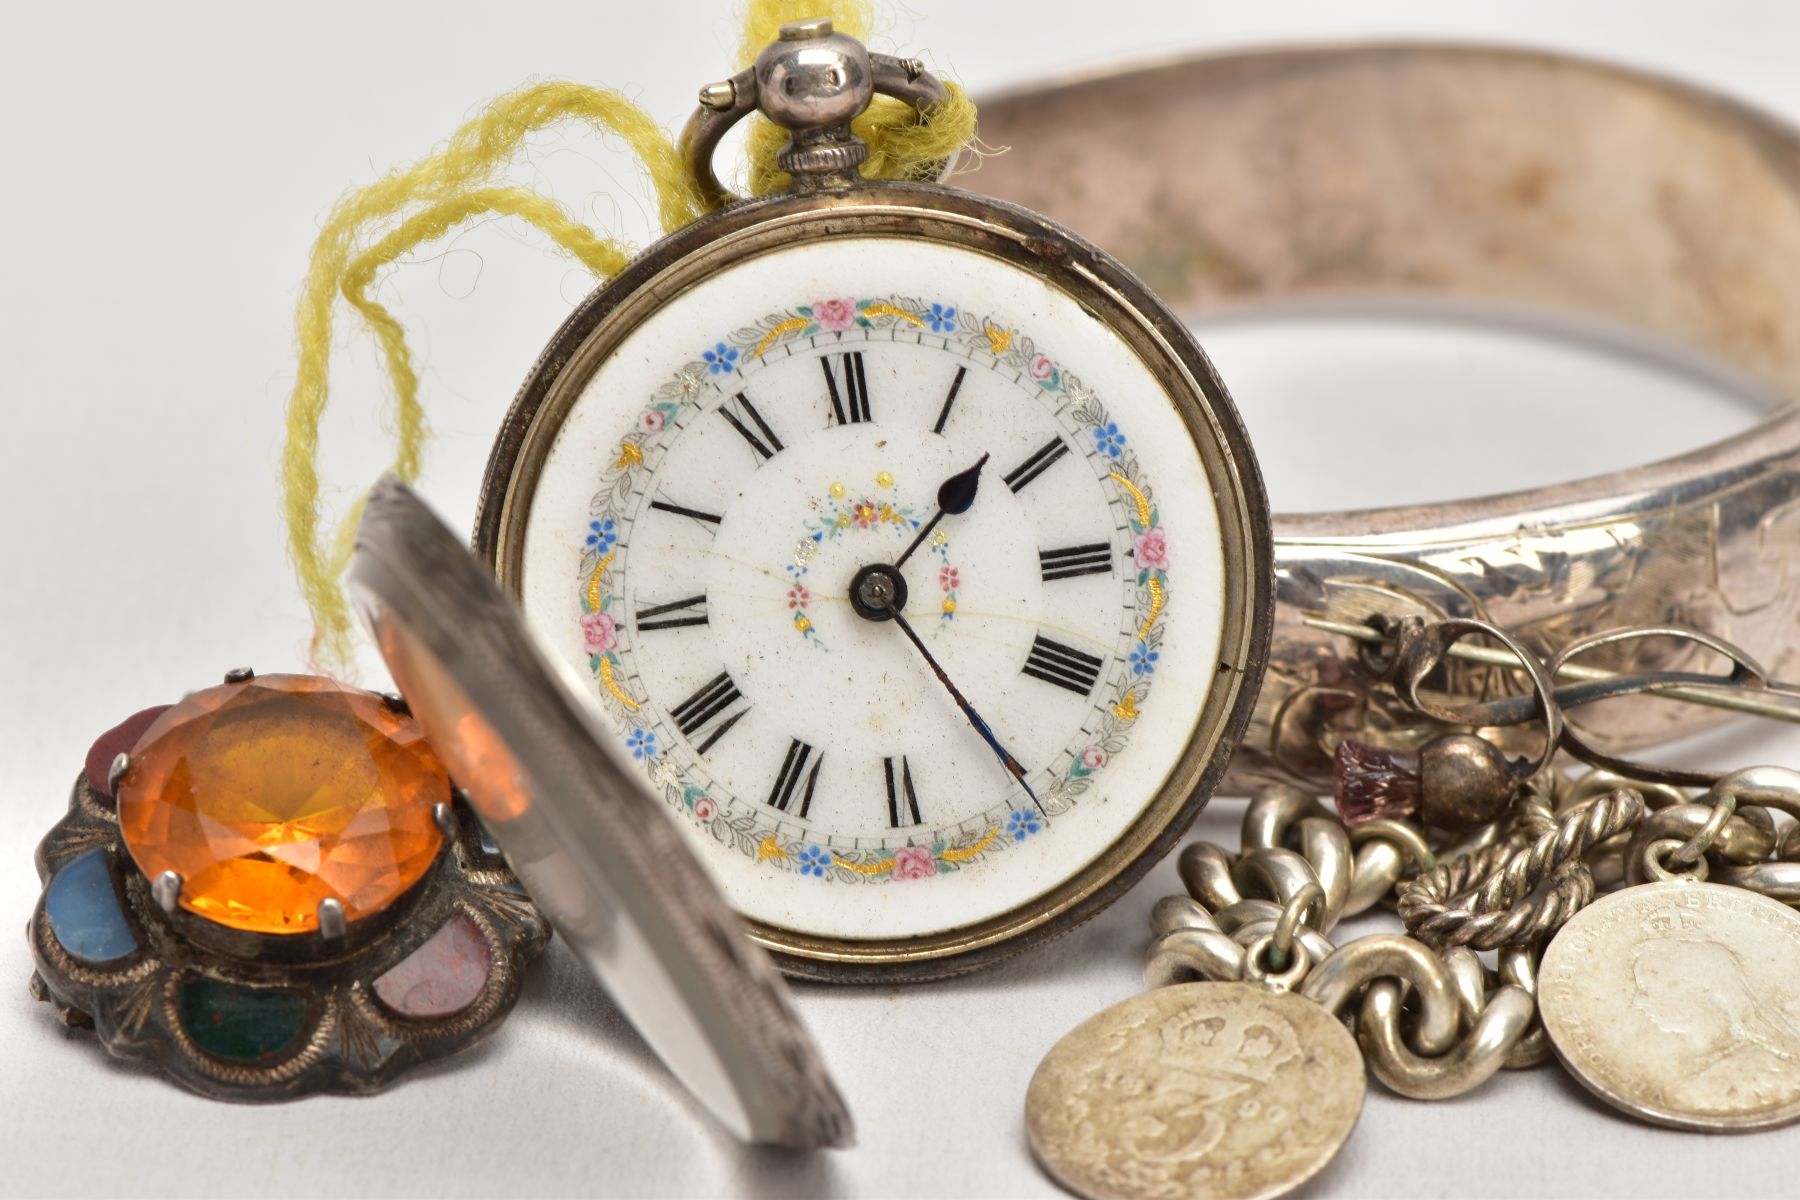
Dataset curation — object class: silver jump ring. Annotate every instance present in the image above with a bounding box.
[1242,933,1311,992]
[1671,788,1738,866]
[1643,836,1711,883]
[1269,882,1325,971]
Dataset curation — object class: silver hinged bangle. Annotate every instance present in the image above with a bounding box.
[971,42,1800,790]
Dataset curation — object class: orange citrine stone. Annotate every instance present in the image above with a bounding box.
[117,675,447,935]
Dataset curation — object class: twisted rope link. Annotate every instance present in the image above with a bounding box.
[1397,789,1646,949]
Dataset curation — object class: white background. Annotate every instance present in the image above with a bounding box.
[5,2,1800,1197]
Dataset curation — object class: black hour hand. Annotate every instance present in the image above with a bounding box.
[895,453,989,571]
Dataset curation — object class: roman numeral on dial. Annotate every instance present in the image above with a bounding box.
[822,352,872,424]
[636,594,708,632]
[649,497,723,529]
[669,672,747,754]
[1003,437,1069,493]
[1022,634,1105,696]
[719,391,785,461]
[768,739,823,818]
[932,366,966,434]
[1039,542,1113,581]
[884,756,922,827]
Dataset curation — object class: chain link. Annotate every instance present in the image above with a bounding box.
[1147,758,1800,1105]
[1140,608,1800,1120]
[1147,784,1545,1099]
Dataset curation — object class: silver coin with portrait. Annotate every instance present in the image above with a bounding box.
[1539,880,1800,1131]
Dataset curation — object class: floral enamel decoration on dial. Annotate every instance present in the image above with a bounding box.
[575,291,1171,897]
[781,473,961,651]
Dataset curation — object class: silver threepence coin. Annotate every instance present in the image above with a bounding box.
[1026,982,1364,1200]
[1540,880,1800,1131]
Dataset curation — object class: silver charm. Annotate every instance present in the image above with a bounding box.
[1540,879,1800,1131]
[1026,980,1363,1200]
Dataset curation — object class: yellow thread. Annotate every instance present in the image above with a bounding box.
[598,658,641,712]
[753,316,811,359]
[833,854,896,875]
[1138,577,1165,642]
[1112,692,1139,722]
[757,835,788,862]
[941,827,999,863]
[984,326,1011,356]
[613,442,643,469]
[1109,471,1152,529]
[861,302,925,328]
[942,597,955,614]
[794,615,811,633]
[281,0,977,672]
[585,551,614,612]
[284,85,693,670]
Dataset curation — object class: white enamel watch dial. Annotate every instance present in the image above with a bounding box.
[482,195,1268,979]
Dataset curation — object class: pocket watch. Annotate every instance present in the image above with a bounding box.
[474,18,1272,981]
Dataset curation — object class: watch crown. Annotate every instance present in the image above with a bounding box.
[754,19,874,189]
[679,15,949,206]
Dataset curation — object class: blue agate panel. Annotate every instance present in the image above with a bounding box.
[45,848,138,963]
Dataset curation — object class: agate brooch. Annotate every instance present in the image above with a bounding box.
[28,670,549,1100]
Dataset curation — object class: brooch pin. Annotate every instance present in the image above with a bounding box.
[28,671,548,1100]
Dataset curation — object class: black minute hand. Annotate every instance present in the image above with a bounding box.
[882,603,1041,811]
[893,452,989,572]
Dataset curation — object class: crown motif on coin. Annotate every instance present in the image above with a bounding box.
[1159,1010,1301,1082]
[1643,907,1704,935]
